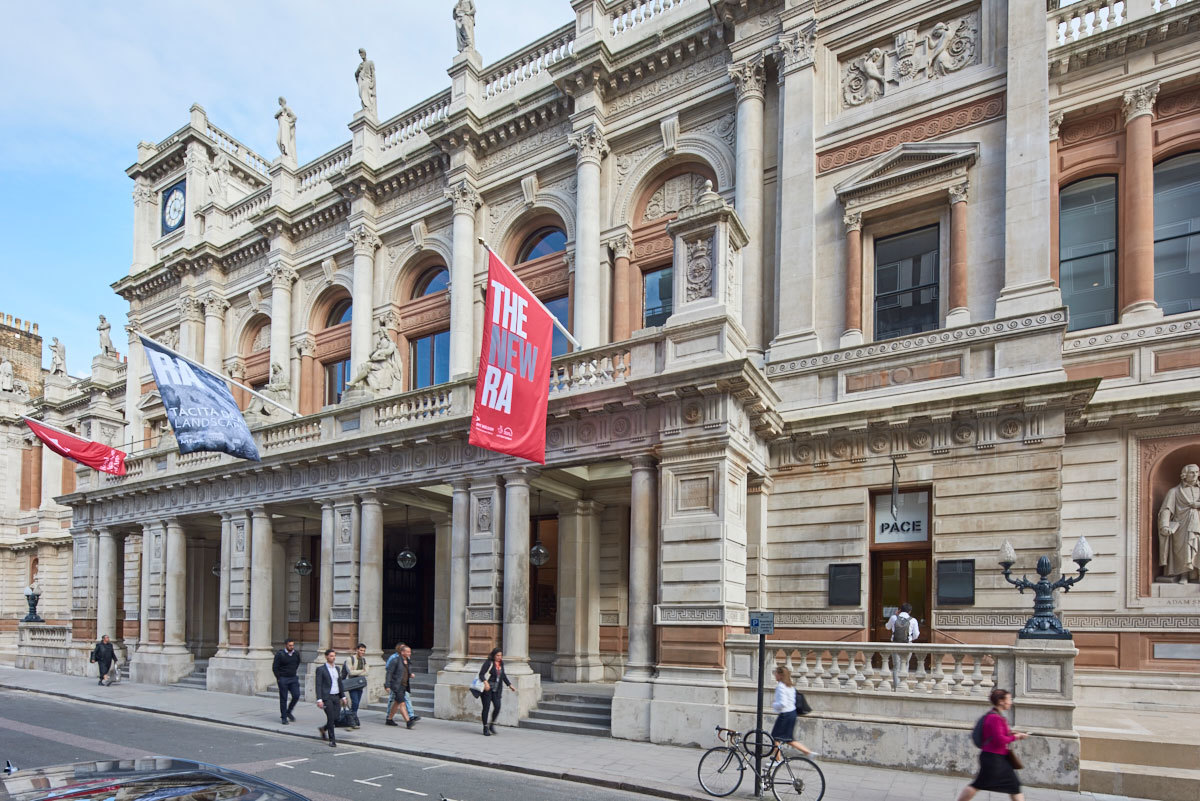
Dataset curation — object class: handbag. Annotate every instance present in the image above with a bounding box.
[469,677,486,698]
[796,692,813,716]
[1006,749,1023,770]
[342,675,367,692]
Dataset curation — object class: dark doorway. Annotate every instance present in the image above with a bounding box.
[382,530,435,651]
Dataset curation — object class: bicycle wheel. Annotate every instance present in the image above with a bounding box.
[697,746,745,797]
[770,755,825,801]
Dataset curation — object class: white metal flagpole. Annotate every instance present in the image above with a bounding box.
[479,238,583,350]
[134,331,300,419]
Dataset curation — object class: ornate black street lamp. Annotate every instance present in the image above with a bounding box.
[998,537,1093,639]
[294,557,314,576]
[22,583,43,623]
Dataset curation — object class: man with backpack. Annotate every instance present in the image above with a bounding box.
[886,603,920,688]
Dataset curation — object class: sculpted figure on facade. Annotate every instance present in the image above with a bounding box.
[356,49,377,118]
[0,358,12,392]
[50,337,67,376]
[1157,463,1200,583]
[841,13,978,108]
[453,0,476,52]
[97,315,117,358]
[207,152,231,204]
[275,97,297,161]
[346,319,402,395]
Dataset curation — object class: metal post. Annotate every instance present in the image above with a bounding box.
[754,630,765,798]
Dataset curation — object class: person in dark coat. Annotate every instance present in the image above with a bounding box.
[957,688,1029,801]
[272,639,302,725]
[314,648,344,747]
[477,647,514,736]
[90,635,116,686]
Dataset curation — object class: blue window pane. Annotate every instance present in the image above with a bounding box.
[1060,176,1118,331]
[433,330,450,385]
[411,330,450,389]
[416,268,450,297]
[545,296,570,357]
[873,226,940,340]
[1153,153,1200,316]
[325,358,351,404]
[518,228,567,263]
[643,267,673,328]
[327,300,352,327]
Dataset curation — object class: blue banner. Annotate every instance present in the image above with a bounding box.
[139,335,260,461]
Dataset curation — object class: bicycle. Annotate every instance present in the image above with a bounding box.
[697,725,825,800]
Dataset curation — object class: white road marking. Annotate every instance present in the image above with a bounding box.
[310,770,336,777]
[420,763,447,771]
[394,788,428,796]
[330,748,361,756]
[355,774,393,787]
[275,759,308,769]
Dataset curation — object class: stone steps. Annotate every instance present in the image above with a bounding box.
[520,688,612,738]
[174,660,208,689]
[1080,760,1200,801]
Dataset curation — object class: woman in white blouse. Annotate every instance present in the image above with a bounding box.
[771,666,817,758]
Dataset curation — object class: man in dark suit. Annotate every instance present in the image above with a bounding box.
[314,648,343,747]
[272,639,302,724]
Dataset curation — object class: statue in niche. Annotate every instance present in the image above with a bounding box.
[275,97,297,161]
[248,362,290,417]
[453,0,476,52]
[355,49,377,118]
[346,319,402,395]
[97,315,117,357]
[1157,463,1200,583]
[50,337,67,376]
[207,152,231,205]
[0,358,12,392]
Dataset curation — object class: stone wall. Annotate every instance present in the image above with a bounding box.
[0,314,43,398]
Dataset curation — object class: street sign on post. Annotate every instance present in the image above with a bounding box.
[749,611,775,636]
[748,611,774,797]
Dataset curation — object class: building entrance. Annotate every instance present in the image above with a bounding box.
[869,488,932,643]
[382,531,435,650]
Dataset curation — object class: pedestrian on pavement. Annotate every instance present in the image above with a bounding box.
[477,647,513,736]
[315,648,344,747]
[401,644,421,725]
[340,643,368,728]
[90,635,117,686]
[384,642,413,728]
[886,603,920,688]
[770,666,817,757]
[272,638,302,725]
[957,688,1028,801]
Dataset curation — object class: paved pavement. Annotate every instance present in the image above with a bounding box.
[0,666,1148,801]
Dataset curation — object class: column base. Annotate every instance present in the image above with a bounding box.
[550,653,605,682]
[611,678,653,741]
[945,307,971,328]
[131,647,194,685]
[839,329,863,348]
[647,666,729,747]
[205,651,272,694]
[993,279,1062,318]
[433,664,542,725]
[768,329,822,362]
[1120,300,1164,325]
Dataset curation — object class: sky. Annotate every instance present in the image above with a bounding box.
[0,0,574,376]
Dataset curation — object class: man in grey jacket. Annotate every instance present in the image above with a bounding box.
[384,642,416,728]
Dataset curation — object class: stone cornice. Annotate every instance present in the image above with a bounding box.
[1049,2,1200,78]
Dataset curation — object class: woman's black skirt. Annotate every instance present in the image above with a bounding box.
[970,751,1021,794]
[770,710,797,742]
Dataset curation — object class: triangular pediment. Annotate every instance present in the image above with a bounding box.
[835,142,978,206]
[136,389,163,413]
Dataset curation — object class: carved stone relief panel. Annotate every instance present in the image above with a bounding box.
[644,173,709,222]
[685,235,715,302]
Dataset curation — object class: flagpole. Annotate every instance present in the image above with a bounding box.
[21,415,92,442]
[478,238,583,350]
[135,331,300,419]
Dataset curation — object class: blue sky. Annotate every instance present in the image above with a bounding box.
[0,0,573,376]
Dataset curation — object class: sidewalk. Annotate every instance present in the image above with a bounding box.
[0,666,1144,801]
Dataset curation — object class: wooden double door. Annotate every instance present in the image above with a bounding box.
[869,549,931,643]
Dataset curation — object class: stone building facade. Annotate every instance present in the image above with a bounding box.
[45,0,1200,749]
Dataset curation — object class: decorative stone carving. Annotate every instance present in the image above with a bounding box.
[177,295,204,322]
[520,174,539,207]
[410,221,428,251]
[685,236,714,302]
[453,0,475,52]
[267,262,298,288]
[294,336,316,358]
[0,358,12,392]
[248,287,263,315]
[568,124,609,166]
[132,178,154,205]
[202,293,230,316]
[776,21,818,74]
[644,173,709,222]
[207,153,231,204]
[1156,464,1200,583]
[275,97,297,161]
[841,13,979,108]
[843,212,863,232]
[355,48,377,118]
[660,115,679,155]
[948,180,969,205]
[159,328,180,350]
[445,181,481,215]
[477,497,492,532]
[696,112,737,149]
[345,318,402,395]
[97,315,117,357]
[728,54,766,101]
[1048,111,1064,142]
[49,337,67,375]
[609,232,633,260]
[338,509,352,544]
[1122,81,1160,124]
[346,224,381,255]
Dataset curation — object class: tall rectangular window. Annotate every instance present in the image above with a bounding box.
[643,265,673,328]
[874,226,940,340]
[1154,153,1200,316]
[1060,176,1118,331]
[411,330,450,389]
[545,296,570,358]
[325,358,351,405]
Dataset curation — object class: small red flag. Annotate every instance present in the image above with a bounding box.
[23,416,127,476]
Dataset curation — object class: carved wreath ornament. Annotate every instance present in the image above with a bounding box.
[686,237,714,302]
[842,14,978,108]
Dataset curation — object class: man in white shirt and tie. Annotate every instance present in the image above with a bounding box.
[315,648,344,747]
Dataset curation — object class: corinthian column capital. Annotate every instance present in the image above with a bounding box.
[346,224,382,256]
[775,21,818,77]
[266,260,298,289]
[1048,111,1064,142]
[132,177,154,205]
[609,232,634,260]
[176,294,204,322]
[842,212,863,232]
[948,181,970,205]
[568,124,609,166]
[202,292,230,316]
[1122,81,1160,125]
[444,181,481,215]
[728,53,767,101]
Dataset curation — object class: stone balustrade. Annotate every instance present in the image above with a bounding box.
[609,0,691,36]
[374,385,459,428]
[380,91,452,153]
[297,145,352,195]
[228,187,271,226]
[548,344,632,396]
[482,24,575,101]
[725,635,1079,789]
[1048,0,1191,49]
[205,122,271,176]
[261,418,323,451]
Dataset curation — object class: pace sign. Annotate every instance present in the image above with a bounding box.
[874,490,930,544]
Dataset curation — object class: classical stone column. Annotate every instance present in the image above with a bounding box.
[177,295,205,362]
[770,23,821,359]
[249,506,273,654]
[1049,112,1064,285]
[429,513,452,672]
[267,260,297,397]
[625,455,657,680]
[446,181,481,379]
[124,531,142,648]
[553,500,603,681]
[841,212,863,346]
[201,293,229,373]
[610,233,635,341]
[124,324,144,449]
[346,224,381,371]
[217,512,231,653]
[746,476,771,611]
[502,471,532,672]
[163,518,187,653]
[947,182,971,327]
[97,528,119,640]
[569,124,609,349]
[729,53,767,356]
[358,491,383,657]
[139,523,154,648]
[271,532,287,645]
[446,479,471,668]
[995,0,1061,317]
[318,500,334,649]
[131,178,156,275]
[1121,82,1162,323]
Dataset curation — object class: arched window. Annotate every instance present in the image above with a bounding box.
[326,299,352,327]
[1059,176,1118,331]
[1154,152,1200,316]
[517,227,567,263]
[414,268,449,298]
[316,293,353,406]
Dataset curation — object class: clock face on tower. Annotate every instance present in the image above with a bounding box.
[161,180,186,235]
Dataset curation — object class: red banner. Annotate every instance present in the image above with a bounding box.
[23,417,127,476]
[469,249,554,464]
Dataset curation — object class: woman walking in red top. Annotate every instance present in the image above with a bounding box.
[957,688,1029,801]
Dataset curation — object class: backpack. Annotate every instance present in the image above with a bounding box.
[891,613,912,644]
[971,711,994,748]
